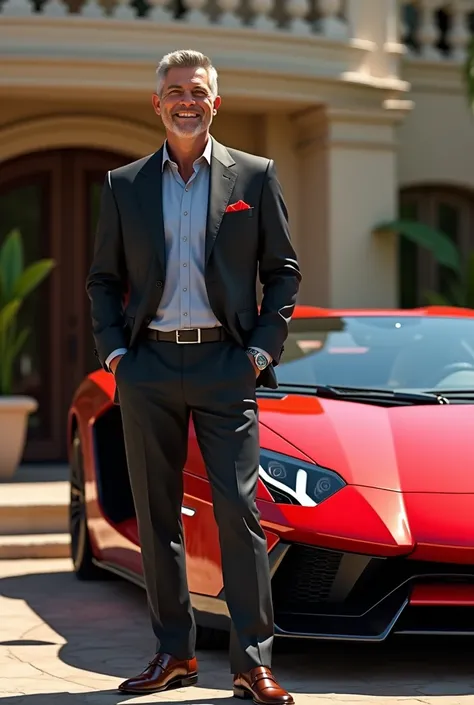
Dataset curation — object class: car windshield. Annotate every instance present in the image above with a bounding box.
[274,316,474,392]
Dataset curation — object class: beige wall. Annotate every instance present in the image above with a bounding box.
[398,68,474,193]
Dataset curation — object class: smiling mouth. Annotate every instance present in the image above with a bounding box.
[174,112,201,119]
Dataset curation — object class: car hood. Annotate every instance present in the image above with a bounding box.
[258,394,474,492]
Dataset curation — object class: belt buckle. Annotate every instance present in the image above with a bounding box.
[176,329,201,344]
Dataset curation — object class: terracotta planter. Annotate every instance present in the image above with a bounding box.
[0,396,38,480]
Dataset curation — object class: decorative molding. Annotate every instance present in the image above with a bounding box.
[329,140,398,152]
[327,106,411,125]
[0,114,162,162]
[292,104,408,152]
[340,71,410,93]
[0,16,410,102]
[384,41,407,57]
[0,68,413,116]
[0,16,371,71]
[402,57,466,94]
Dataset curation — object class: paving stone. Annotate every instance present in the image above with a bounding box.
[2,559,474,704]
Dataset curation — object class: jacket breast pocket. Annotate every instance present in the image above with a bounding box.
[222,208,256,233]
[224,207,254,219]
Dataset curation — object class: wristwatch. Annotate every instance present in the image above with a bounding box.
[246,347,270,371]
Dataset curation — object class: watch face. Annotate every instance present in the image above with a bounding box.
[255,353,268,370]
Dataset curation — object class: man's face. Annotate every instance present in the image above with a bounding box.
[153,66,221,140]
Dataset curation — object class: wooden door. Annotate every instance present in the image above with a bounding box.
[0,148,131,461]
[61,150,130,429]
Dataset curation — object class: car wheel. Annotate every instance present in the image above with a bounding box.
[195,624,229,650]
[69,431,107,581]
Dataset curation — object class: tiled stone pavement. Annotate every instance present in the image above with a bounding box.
[1,559,474,704]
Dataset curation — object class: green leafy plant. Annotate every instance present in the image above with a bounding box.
[464,37,474,116]
[422,252,474,308]
[0,229,55,395]
[374,219,474,308]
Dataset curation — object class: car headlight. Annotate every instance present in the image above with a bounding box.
[259,450,345,506]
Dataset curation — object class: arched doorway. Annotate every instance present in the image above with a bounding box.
[0,148,132,462]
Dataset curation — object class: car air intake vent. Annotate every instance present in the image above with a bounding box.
[268,488,295,504]
[272,545,343,613]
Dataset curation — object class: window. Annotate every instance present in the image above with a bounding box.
[399,186,474,308]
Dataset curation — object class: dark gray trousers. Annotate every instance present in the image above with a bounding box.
[115,337,274,673]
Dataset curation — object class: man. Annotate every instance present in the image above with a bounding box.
[86,49,301,703]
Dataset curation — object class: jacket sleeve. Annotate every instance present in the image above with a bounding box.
[248,160,302,364]
[86,172,128,369]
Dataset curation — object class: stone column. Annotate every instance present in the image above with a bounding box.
[259,114,301,259]
[346,0,406,81]
[293,106,404,308]
[251,114,302,304]
[291,108,330,306]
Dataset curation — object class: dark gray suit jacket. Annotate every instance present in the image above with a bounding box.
[86,138,301,391]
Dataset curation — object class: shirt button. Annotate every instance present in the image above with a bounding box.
[183,237,187,241]
[183,312,188,316]
[184,211,188,216]
[155,280,163,288]
[183,263,187,267]
[183,288,187,292]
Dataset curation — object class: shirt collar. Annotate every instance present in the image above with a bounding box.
[162,138,212,171]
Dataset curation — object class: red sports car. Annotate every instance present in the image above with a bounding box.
[69,305,474,647]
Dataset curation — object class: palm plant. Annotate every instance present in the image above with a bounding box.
[421,252,474,307]
[374,219,474,308]
[0,229,55,395]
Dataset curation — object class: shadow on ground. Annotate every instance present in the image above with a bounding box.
[2,464,68,484]
[1,567,474,702]
[0,694,237,704]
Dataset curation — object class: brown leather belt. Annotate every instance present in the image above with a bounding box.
[146,327,230,344]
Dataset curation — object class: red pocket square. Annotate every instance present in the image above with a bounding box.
[225,200,251,212]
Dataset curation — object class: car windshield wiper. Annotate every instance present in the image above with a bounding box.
[261,384,449,405]
[323,385,449,404]
[426,388,474,400]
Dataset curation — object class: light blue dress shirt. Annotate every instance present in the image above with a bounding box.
[151,139,220,332]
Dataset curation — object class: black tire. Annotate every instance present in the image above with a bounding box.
[195,624,229,650]
[69,431,109,580]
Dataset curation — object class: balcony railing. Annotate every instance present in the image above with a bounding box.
[401,0,474,61]
[1,0,352,37]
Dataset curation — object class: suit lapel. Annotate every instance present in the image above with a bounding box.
[133,147,166,276]
[205,138,237,265]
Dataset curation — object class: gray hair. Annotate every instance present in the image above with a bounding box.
[156,50,219,97]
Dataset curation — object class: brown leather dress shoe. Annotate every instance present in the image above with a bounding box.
[233,667,294,704]
[118,652,198,694]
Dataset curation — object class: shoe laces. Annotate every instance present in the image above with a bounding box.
[148,655,165,669]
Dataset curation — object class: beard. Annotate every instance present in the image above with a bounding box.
[161,110,212,139]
